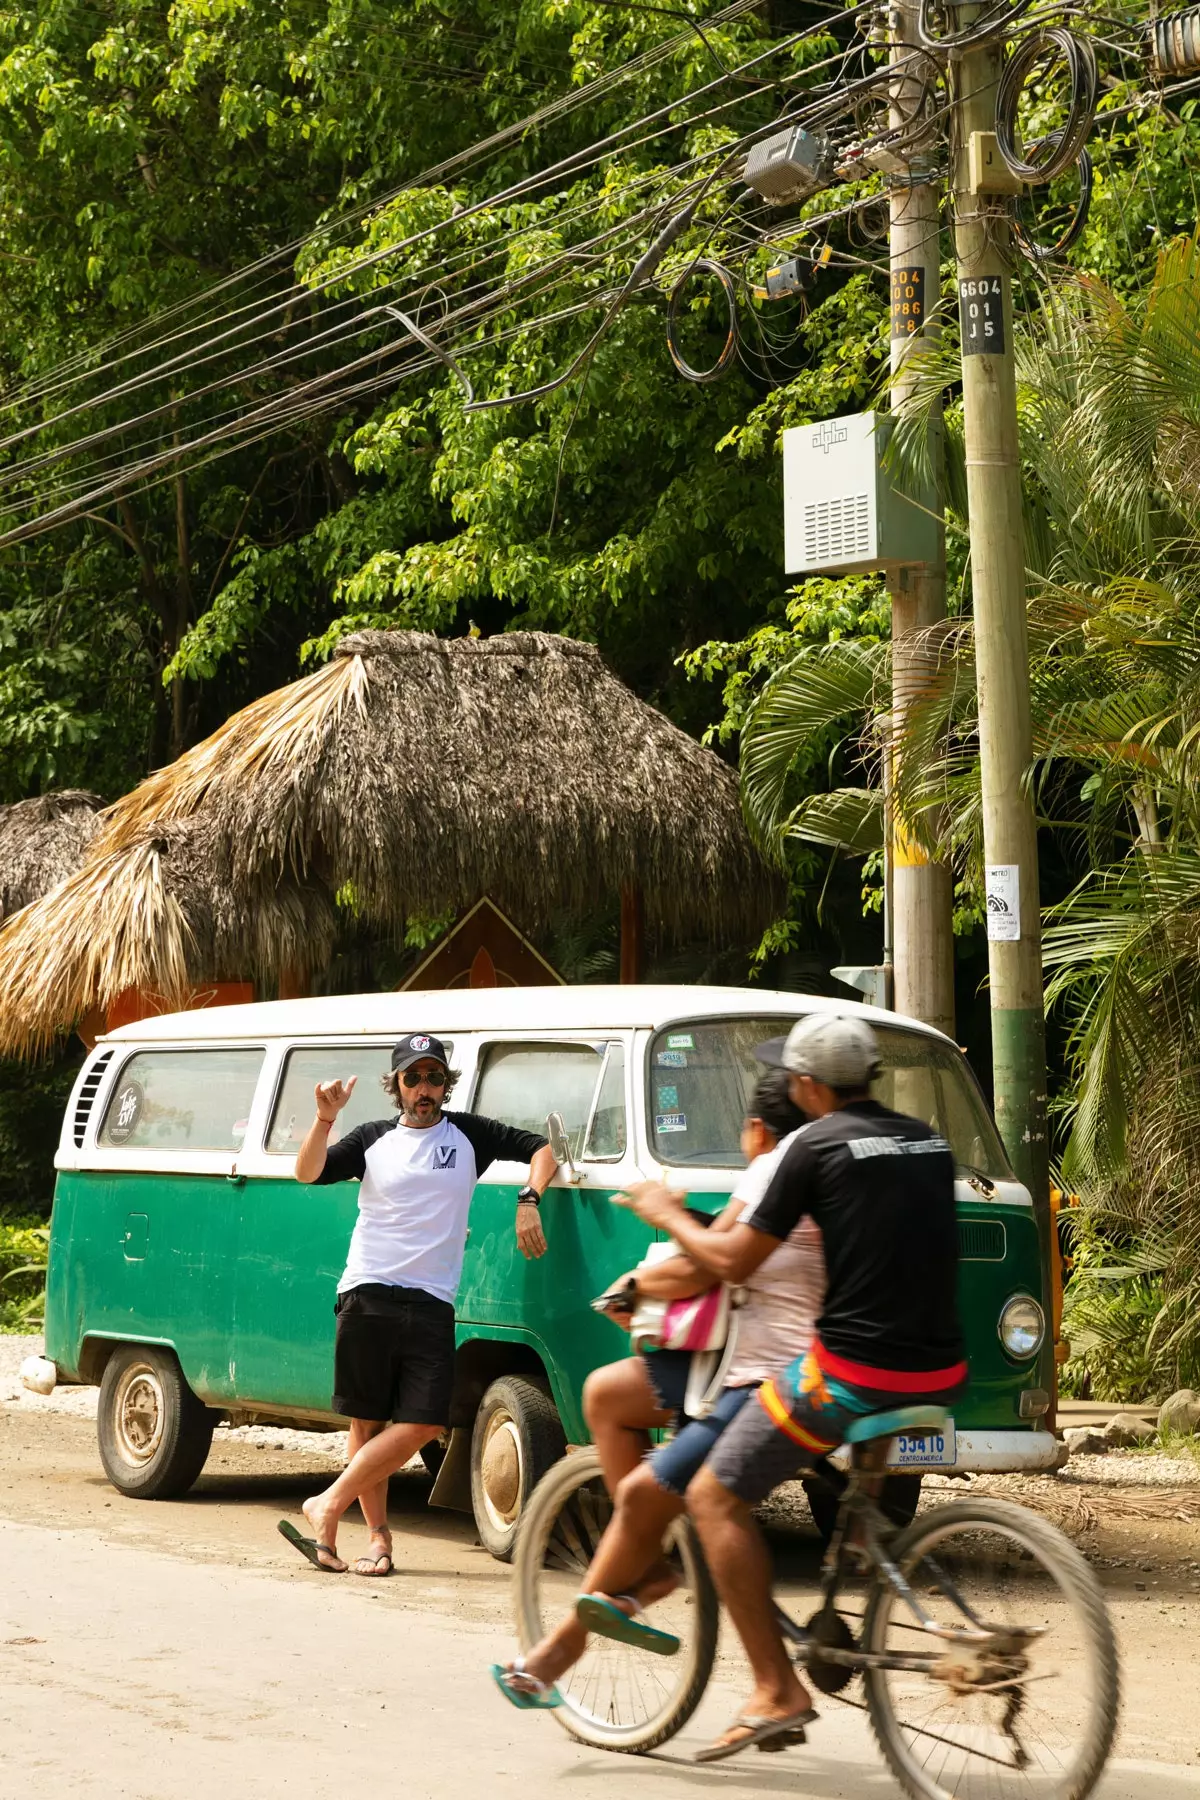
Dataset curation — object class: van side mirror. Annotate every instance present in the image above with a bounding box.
[546,1111,582,1185]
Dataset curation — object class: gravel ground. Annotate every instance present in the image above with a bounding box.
[0,1333,348,1460]
[5,1329,1198,1488]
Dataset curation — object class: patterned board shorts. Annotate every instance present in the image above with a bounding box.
[703,1342,966,1506]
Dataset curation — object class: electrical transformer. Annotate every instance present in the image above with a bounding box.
[782,410,940,575]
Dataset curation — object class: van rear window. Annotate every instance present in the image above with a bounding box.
[99,1049,264,1152]
[647,1017,1010,1178]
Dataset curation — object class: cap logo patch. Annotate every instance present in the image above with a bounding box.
[411,1035,431,1052]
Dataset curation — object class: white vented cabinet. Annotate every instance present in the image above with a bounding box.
[782,411,939,575]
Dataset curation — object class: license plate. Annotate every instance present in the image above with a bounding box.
[887,1421,956,1469]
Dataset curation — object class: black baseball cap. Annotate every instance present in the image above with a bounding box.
[390,1032,450,1073]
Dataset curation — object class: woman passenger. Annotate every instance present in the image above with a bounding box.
[492,1067,825,1706]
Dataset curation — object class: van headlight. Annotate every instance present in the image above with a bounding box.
[998,1295,1045,1359]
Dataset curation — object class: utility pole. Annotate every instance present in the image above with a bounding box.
[886,0,956,1040]
[949,20,1050,1217]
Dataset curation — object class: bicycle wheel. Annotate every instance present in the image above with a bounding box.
[863,1497,1119,1800]
[513,1447,719,1753]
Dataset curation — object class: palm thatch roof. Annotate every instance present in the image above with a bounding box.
[0,631,775,1055]
[95,630,772,936]
[0,817,337,1057]
[0,790,104,918]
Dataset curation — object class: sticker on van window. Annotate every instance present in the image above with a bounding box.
[656,1085,679,1109]
[666,1034,695,1050]
[656,1050,688,1069]
[107,1081,144,1145]
[655,1111,688,1134]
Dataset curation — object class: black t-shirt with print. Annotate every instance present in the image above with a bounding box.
[314,1110,547,1185]
[744,1099,963,1375]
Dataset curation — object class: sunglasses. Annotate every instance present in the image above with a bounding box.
[401,1067,448,1089]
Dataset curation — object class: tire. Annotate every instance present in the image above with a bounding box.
[863,1497,1119,1800]
[97,1344,217,1500]
[804,1472,923,1545]
[470,1374,566,1561]
[514,1446,719,1753]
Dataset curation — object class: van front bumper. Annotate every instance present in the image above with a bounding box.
[946,1429,1066,1474]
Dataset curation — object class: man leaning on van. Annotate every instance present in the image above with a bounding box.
[278,1031,557,1576]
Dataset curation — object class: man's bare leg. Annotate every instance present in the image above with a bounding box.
[514,1463,684,1688]
[303,1419,440,1562]
[687,1466,813,1749]
[343,1419,392,1574]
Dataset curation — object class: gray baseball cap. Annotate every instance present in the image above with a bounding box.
[754,1013,882,1088]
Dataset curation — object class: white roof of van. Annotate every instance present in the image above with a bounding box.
[99,984,944,1044]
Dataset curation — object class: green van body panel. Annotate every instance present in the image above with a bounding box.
[46,1165,1044,1446]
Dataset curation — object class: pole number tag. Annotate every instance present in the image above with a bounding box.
[958,276,1006,355]
[891,266,925,339]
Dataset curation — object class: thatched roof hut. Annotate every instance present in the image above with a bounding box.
[0,817,338,1056]
[95,630,771,936]
[0,631,775,1054]
[0,790,104,918]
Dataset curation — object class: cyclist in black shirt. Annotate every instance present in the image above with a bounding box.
[615,1013,965,1762]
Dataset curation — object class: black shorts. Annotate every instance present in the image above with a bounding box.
[332,1283,455,1426]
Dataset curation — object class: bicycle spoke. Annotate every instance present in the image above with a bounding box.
[516,1457,718,1753]
[864,1500,1117,1800]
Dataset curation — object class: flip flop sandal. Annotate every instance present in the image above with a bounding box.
[277,1519,345,1572]
[490,1659,563,1711]
[352,1552,394,1577]
[575,1592,680,1657]
[694,1708,819,1763]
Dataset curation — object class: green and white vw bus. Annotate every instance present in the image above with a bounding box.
[42,985,1059,1557]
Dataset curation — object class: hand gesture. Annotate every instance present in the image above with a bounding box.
[314,1076,357,1124]
[612,1179,686,1231]
[516,1204,548,1262]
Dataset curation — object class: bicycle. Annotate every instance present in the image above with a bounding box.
[512,1402,1120,1799]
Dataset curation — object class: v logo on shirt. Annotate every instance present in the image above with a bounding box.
[433,1146,457,1170]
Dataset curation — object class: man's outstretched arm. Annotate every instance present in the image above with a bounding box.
[294,1077,358,1183]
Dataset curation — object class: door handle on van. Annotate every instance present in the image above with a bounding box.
[226,1172,246,1187]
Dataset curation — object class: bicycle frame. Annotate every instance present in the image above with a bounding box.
[775,1447,1021,1680]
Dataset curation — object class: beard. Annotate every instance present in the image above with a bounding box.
[401,1094,442,1128]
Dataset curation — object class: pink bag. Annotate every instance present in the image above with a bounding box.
[632,1285,732,1354]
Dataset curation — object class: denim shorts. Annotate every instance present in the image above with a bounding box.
[641,1349,758,1498]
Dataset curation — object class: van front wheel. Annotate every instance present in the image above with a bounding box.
[97,1345,217,1500]
[470,1375,566,1561]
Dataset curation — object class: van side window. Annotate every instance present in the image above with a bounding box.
[99,1049,264,1152]
[265,1044,441,1153]
[473,1042,625,1161]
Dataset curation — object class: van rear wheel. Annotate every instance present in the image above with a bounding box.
[470,1375,566,1561]
[97,1345,217,1499]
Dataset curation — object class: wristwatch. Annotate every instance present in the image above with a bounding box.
[516,1185,542,1207]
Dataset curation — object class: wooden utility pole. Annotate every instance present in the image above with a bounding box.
[887,0,956,1039]
[949,20,1049,1216]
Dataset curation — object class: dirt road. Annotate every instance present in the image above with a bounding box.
[1,1398,1199,1800]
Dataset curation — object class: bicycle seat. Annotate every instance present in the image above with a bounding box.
[844,1405,949,1445]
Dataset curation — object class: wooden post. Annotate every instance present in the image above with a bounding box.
[620,885,644,984]
[888,0,955,1039]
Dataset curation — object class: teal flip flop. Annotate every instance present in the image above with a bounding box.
[575,1592,680,1657]
[490,1660,563,1710]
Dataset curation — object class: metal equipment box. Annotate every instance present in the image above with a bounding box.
[782,410,940,574]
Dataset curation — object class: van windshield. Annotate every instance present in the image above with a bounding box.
[647,1016,1010,1178]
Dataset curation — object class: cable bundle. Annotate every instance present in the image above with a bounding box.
[996,28,1098,183]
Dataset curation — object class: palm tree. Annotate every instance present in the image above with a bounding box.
[740,231,1200,1385]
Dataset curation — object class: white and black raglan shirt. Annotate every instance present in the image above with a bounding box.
[315,1112,548,1306]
